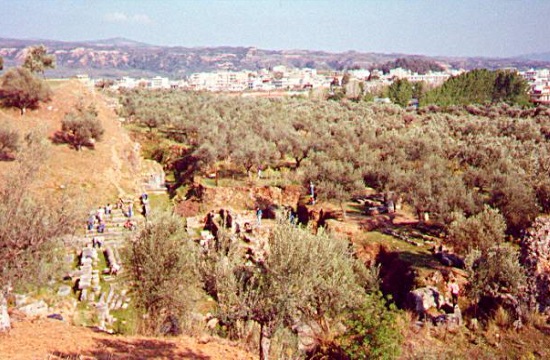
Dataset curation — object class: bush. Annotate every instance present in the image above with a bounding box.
[0,122,20,160]
[0,129,81,288]
[466,244,527,321]
[337,292,403,360]
[57,103,104,150]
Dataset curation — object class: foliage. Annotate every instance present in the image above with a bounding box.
[337,292,403,360]
[447,206,506,255]
[214,223,365,359]
[0,67,52,115]
[421,69,530,107]
[466,244,527,306]
[377,57,445,75]
[59,102,104,150]
[118,89,550,238]
[0,121,20,160]
[126,212,202,335]
[22,45,55,75]
[0,129,80,288]
[388,78,413,107]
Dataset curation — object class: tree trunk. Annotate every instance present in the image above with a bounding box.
[259,324,272,360]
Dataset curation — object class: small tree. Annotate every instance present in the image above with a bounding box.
[0,67,52,115]
[447,206,506,255]
[0,129,81,288]
[22,45,55,76]
[60,103,104,150]
[126,212,201,335]
[337,292,402,360]
[466,244,527,321]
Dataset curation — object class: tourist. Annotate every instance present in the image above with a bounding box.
[92,236,104,248]
[96,206,105,222]
[104,203,112,215]
[124,219,136,231]
[97,221,106,233]
[256,207,263,226]
[87,214,95,231]
[448,278,460,307]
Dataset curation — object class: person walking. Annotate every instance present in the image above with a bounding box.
[448,278,460,307]
[256,207,263,226]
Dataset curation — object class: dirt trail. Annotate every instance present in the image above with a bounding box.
[0,317,254,360]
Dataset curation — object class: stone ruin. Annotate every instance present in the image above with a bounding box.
[407,286,462,327]
[141,159,166,193]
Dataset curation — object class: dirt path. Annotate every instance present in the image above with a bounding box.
[0,317,254,360]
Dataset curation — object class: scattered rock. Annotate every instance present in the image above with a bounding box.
[206,317,219,330]
[57,285,72,297]
[407,287,442,319]
[18,300,49,317]
[0,295,10,331]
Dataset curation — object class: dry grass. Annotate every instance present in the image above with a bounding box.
[0,80,139,209]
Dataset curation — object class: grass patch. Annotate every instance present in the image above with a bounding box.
[359,231,437,270]
[149,193,172,213]
[111,305,138,335]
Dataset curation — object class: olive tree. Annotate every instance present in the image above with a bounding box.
[60,103,104,150]
[215,223,365,360]
[0,67,52,115]
[126,212,202,335]
[22,45,55,76]
[447,206,506,255]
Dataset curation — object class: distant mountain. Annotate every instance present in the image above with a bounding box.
[517,52,550,62]
[1,37,549,78]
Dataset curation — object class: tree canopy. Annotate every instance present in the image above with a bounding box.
[118,88,550,238]
[421,69,530,107]
[22,45,55,75]
[0,67,52,115]
[214,223,367,359]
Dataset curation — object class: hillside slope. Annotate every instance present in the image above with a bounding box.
[0,79,139,208]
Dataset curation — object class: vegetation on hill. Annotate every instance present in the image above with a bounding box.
[0,128,81,289]
[377,57,445,75]
[421,69,530,107]
[0,45,55,115]
[114,88,550,356]
[118,89,550,236]
[0,67,52,115]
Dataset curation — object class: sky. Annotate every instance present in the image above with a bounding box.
[1,0,549,58]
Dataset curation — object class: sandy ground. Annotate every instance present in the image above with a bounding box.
[0,317,255,360]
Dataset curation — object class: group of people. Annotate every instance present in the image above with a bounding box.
[87,193,150,234]
[87,204,113,233]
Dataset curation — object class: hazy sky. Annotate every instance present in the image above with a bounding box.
[1,0,549,57]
